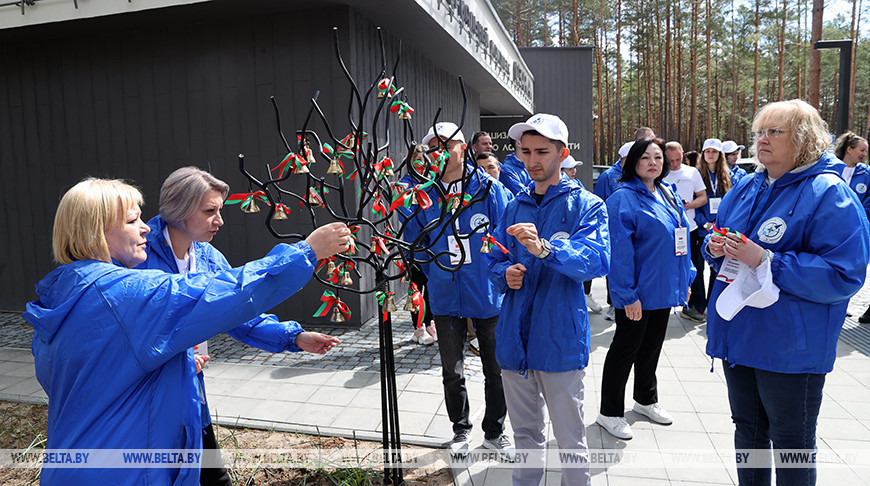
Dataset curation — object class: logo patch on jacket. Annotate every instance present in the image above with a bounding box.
[857,183,867,194]
[469,213,489,232]
[758,217,787,244]
[550,231,570,241]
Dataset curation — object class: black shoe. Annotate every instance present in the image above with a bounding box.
[859,306,870,324]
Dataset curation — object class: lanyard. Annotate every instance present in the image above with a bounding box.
[651,184,683,228]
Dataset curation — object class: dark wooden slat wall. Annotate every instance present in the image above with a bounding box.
[0,6,480,327]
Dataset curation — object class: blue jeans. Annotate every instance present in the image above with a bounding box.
[722,362,826,486]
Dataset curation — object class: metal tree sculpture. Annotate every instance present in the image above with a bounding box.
[228,28,498,485]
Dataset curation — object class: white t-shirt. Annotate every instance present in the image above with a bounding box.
[843,166,856,186]
[663,164,706,232]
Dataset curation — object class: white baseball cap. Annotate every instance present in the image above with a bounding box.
[560,155,582,169]
[702,138,724,152]
[421,122,466,146]
[508,113,569,146]
[722,140,745,154]
[715,259,780,321]
[618,142,634,159]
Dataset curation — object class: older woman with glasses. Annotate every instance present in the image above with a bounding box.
[24,178,351,485]
[703,100,870,485]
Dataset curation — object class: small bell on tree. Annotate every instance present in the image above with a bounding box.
[384,167,395,178]
[410,191,418,205]
[403,298,418,313]
[272,209,288,220]
[241,201,260,213]
[480,239,492,253]
[308,192,321,205]
[295,163,310,174]
[327,158,343,175]
[306,151,316,165]
[448,197,460,211]
[326,261,336,274]
[384,295,398,313]
[330,306,347,323]
[340,271,353,286]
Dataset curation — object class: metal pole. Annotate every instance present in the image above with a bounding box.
[814,39,853,136]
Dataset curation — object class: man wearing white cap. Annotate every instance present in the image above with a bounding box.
[488,113,610,486]
[403,121,515,459]
[722,140,748,184]
[559,155,582,180]
[499,133,533,196]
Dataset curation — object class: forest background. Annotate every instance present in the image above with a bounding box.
[490,0,867,165]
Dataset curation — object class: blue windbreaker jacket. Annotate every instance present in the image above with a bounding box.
[487,175,610,372]
[702,153,870,374]
[831,162,870,220]
[24,242,316,485]
[593,159,622,201]
[499,153,532,196]
[606,178,696,310]
[730,164,748,185]
[137,215,305,428]
[401,166,512,318]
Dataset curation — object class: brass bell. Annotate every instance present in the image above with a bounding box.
[480,240,492,253]
[327,158,343,175]
[410,192,418,205]
[448,197,460,211]
[330,306,347,323]
[399,112,412,120]
[308,192,321,205]
[326,261,336,274]
[295,163,310,174]
[340,271,353,286]
[384,167,395,177]
[403,298,418,312]
[306,151,316,165]
[272,207,288,220]
[241,201,260,213]
[384,295,398,313]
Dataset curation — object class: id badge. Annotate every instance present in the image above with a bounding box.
[675,227,688,256]
[447,235,472,265]
[716,256,744,283]
[709,197,722,215]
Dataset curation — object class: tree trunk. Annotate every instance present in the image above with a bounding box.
[849,0,860,127]
[572,0,579,46]
[705,0,712,137]
[616,0,623,144]
[753,0,760,114]
[778,0,787,100]
[730,0,738,139]
[809,0,824,108]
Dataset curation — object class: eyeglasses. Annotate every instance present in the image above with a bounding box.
[753,128,787,140]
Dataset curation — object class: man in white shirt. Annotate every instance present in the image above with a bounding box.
[663,142,708,323]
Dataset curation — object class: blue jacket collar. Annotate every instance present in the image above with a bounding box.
[517,173,581,205]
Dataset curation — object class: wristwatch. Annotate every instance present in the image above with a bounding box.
[536,238,552,259]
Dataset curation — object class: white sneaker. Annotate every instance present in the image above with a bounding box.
[449,429,472,456]
[633,402,673,425]
[426,323,438,342]
[482,434,516,462]
[586,293,603,313]
[413,327,435,345]
[605,306,616,321]
[596,414,633,439]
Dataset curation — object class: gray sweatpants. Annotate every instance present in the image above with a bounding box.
[502,368,591,486]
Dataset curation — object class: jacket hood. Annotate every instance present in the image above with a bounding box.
[758,152,841,188]
[25,260,123,344]
[612,176,661,198]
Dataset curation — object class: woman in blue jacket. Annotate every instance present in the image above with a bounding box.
[598,138,695,441]
[137,167,341,485]
[704,100,869,485]
[24,178,351,485]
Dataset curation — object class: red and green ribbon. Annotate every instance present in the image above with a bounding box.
[408,283,426,329]
[371,236,390,256]
[374,290,395,321]
[274,203,291,215]
[440,192,472,210]
[482,234,510,254]
[711,224,747,242]
[371,193,387,217]
[313,290,351,320]
[377,78,397,98]
[389,99,414,119]
[315,256,336,274]
[271,152,309,177]
[225,191,270,211]
[389,181,434,212]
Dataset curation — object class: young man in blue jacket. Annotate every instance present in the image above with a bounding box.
[488,114,610,486]
[402,122,514,458]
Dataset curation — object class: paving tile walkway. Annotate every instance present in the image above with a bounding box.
[2,273,870,485]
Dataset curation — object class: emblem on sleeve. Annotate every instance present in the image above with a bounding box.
[757,217,786,244]
[469,213,489,232]
[550,231,570,241]
[856,183,867,194]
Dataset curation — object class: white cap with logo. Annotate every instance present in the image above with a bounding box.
[421,122,466,146]
[702,138,724,152]
[508,113,569,146]
[722,140,745,154]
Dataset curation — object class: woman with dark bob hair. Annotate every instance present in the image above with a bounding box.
[597,137,695,440]
[24,178,351,485]
[704,100,869,484]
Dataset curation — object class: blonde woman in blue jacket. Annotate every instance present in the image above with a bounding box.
[704,100,869,485]
[597,137,695,441]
